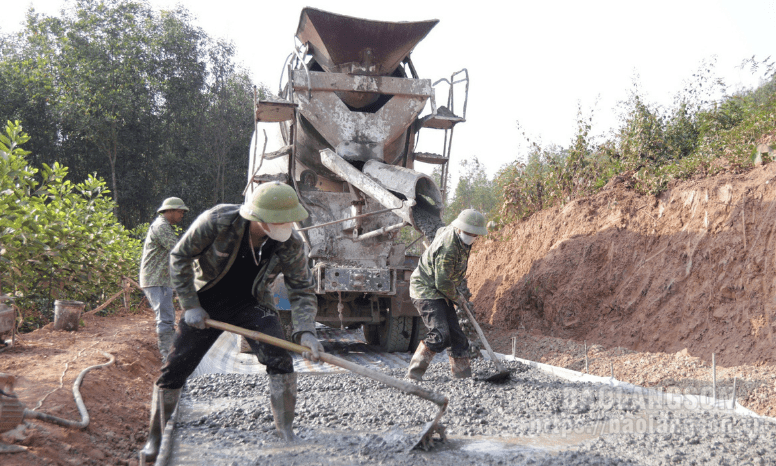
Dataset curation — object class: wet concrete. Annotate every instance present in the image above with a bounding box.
[166,357,776,465]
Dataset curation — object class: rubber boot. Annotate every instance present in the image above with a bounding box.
[269,373,298,441]
[157,330,175,363]
[449,355,472,379]
[406,341,436,381]
[140,386,181,462]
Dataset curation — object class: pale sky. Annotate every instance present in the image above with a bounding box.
[3,0,775,186]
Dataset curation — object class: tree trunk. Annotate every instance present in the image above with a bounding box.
[109,119,119,217]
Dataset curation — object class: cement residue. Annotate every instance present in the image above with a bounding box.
[411,200,445,241]
[167,359,776,465]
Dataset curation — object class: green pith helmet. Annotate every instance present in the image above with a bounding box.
[157,197,189,213]
[240,181,308,223]
[451,209,488,236]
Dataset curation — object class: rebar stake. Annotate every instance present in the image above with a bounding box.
[584,341,589,373]
[731,376,737,410]
[511,336,517,358]
[610,362,614,379]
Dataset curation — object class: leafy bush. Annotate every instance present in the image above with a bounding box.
[498,107,613,221]
[0,121,143,331]
[497,57,776,218]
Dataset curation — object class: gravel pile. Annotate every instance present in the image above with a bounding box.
[170,359,776,465]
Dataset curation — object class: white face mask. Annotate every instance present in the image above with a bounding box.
[260,223,294,242]
[458,230,476,245]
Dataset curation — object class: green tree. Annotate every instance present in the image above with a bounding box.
[0,1,254,228]
[445,157,498,224]
[197,41,253,206]
[53,0,158,217]
[125,5,211,225]
[0,13,62,168]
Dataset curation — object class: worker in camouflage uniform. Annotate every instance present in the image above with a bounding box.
[139,197,188,363]
[140,182,324,462]
[406,209,488,381]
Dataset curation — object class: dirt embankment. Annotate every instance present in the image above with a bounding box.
[468,162,776,369]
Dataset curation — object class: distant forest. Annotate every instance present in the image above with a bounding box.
[0,0,257,228]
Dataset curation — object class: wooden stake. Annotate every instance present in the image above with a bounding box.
[610,361,614,379]
[712,353,717,405]
[122,278,130,312]
[123,276,142,290]
[86,289,124,315]
[731,376,737,410]
[511,336,517,358]
[11,302,18,347]
[86,279,142,315]
[584,341,589,373]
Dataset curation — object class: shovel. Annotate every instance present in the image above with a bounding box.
[457,297,510,383]
[204,318,448,450]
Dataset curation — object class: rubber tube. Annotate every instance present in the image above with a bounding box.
[23,351,115,429]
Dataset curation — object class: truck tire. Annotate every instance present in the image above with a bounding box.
[377,315,413,352]
[408,316,425,352]
[362,323,379,346]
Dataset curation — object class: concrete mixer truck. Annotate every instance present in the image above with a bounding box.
[247,7,468,352]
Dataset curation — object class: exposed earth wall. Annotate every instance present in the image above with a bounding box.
[468,163,776,368]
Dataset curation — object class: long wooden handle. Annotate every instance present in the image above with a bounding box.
[204,318,448,407]
[458,299,506,372]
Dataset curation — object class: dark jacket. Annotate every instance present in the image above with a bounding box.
[170,204,317,338]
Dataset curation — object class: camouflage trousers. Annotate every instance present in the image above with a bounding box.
[157,302,293,390]
[454,300,484,359]
[413,298,470,358]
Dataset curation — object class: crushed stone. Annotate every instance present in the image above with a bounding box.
[169,359,776,465]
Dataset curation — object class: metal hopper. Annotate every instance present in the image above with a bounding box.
[296,8,438,78]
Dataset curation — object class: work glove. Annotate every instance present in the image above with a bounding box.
[455,294,468,311]
[299,332,324,362]
[456,280,472,301]
[184,307,209,329]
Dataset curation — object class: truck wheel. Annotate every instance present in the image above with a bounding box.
[362,323,379,346]
[371,315,412,352]
[408,316,424,352]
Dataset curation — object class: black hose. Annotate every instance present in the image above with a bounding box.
[23,351,115,429]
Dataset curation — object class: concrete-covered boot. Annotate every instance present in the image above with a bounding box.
[449,355,472,379]
[269,372,298,441]
[407,341,436,381]
[140,385,181,462]
[157,330,175,363]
